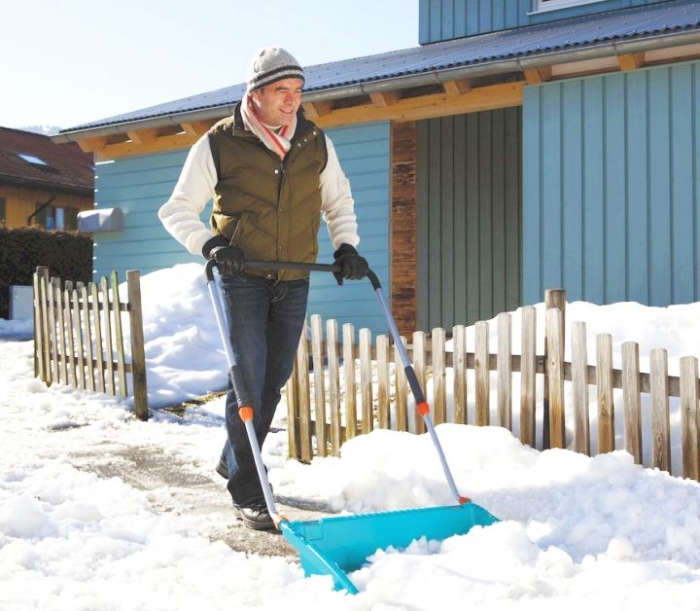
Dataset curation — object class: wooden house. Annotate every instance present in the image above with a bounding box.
[53,0,700,337]
[0,127,94,231]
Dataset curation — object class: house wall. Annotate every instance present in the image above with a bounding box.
[522,59,700,307]
[91,122,391,336]
[0,184,92,229]
[417,107,522,331]
[419,0,663,43]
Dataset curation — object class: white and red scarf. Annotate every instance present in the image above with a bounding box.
[241,93,297,159]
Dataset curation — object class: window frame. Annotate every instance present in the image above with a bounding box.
[533,0,611,13]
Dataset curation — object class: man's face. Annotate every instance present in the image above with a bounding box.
[250,78,304,127]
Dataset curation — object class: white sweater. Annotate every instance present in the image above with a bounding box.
[158,132,360,257]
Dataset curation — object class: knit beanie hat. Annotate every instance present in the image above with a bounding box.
[247,47,305,92]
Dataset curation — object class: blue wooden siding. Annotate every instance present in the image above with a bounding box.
[92,122,391,336]
[417,109,522,331]
[522,59,700,307]
[419,0,663,42]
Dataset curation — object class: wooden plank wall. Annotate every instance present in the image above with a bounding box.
[0,184,92,229]
[418,0,657,44]
[417,108,522,331]
[522,60,700,308]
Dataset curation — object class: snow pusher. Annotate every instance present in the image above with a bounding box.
[205,259,498,594]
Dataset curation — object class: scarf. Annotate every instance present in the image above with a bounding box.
[241,92,297,159]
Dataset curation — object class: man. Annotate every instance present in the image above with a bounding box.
[158,47,368,531]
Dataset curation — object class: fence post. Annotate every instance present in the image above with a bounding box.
[127,270,148,421]
[545,308,565,448]
[544,289,566,449]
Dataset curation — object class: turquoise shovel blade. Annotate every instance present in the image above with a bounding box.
[280,502,499,594]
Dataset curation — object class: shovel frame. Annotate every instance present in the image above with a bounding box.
[204,259,498,593]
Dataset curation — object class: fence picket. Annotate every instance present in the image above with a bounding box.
[311,315,327,456]
[475,321,490,426]
[376,334,390,430]
[651,348,671,473]
[343,323,357,439]
[497,313,512,430]
[395,337,408,431]
[360,328,373,434]
[679,356,699,480]
[571,321,590,455]
[413,331,427,433]
[520,306,536,447]
[597,333,615,454]
[326,319,342,454]
[432,328,446,425]
[622,341,642,464]
[452,325,467,425]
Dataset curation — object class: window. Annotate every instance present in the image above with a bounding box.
[34,203,78,230]
[535,0,609,12]
[17,153,49,166]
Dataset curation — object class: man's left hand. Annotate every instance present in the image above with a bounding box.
[333,243,369,285]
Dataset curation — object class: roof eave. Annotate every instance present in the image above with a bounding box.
[52,28,700,145]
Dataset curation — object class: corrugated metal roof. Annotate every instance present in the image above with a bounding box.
[61,0,700,134]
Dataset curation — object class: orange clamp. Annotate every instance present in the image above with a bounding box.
[238,406,253,421]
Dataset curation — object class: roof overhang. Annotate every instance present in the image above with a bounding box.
[53,5,700,160]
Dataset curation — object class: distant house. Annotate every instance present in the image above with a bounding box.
[53,0,700,337]
[0,127,94,231]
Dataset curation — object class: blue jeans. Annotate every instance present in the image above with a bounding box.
[218,273,309,505]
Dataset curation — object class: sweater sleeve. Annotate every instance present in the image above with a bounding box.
[158,134,218,256]
[319,136,360,250]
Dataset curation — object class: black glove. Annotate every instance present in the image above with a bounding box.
[333,243,368,285]
[211,246,246,276]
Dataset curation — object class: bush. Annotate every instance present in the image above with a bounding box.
[0,227,93,319]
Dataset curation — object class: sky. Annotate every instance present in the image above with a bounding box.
[2,0,419,131]
[1,262,700,609]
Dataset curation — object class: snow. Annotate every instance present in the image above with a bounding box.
[1,262,699,610]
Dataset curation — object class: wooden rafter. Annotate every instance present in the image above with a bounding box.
[369,90,401,108]
[181,121,215,137]
[524,67,553,84]
[618,52,645,71]
[303,100,334,119]
[442,78,472,97]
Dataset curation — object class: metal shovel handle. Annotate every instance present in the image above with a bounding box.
[205,258,468,505]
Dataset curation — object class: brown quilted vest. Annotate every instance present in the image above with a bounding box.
[208,105,327,280]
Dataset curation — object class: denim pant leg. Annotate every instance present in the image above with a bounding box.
[218,274,309,505]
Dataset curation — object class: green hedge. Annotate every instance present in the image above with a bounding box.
[0,227,93,319]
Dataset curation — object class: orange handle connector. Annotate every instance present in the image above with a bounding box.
[238,406,253,422]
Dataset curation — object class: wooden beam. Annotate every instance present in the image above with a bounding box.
[369,91,401,108]
[77,81,523,159]
[618,52,645,71]
[314,81,524,128]
[442,78,472,97]
[126,129,156,145]
[524,67,552,84]
[303,100,333,119]
[181,120,215,137]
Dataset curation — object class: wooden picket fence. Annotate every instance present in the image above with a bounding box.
[32,266,149,420]
[285,289,700,481]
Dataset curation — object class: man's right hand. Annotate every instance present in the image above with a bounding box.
[211,246,246,276]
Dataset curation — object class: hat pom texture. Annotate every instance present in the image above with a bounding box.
[247,47,305,92]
